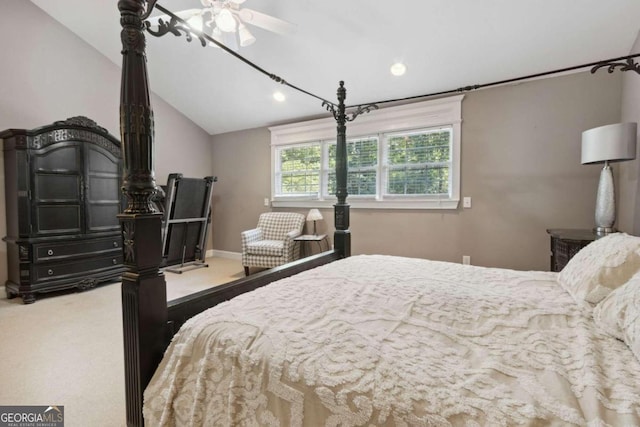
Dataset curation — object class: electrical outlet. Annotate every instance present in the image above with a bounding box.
[264,198,270,207]
[462,255,471,265]
[463,197,472,208]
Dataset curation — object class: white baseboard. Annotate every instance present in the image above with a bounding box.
[207,249,242,261]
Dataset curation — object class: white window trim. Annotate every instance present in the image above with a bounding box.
[269,95,463,210]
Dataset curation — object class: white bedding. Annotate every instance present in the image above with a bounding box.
[144,255,640,426]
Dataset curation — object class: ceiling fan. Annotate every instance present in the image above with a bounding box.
[149,0,296,51]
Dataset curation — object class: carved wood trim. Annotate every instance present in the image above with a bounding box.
[333,82,351,258]
[53,116,108,133]
[119,1,167,426]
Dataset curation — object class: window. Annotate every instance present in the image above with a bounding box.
[385,128,452,197]
[270,96,463,209]
[276,144,320,197]
[326,137,379,197]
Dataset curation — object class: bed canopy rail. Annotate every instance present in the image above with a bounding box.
[118,1,640,425]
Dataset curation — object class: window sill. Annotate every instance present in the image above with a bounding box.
[271,199,460,210]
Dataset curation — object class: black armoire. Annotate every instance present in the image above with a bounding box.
[2,116,125,303]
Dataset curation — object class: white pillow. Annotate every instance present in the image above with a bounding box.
[557,232,640,304]
[593,271,640,363]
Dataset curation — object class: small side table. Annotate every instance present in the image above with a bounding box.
[294,234,329,258]
[546,229,598,272]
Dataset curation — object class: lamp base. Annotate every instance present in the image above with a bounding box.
[594,226,616,236]
[594,163,616,232]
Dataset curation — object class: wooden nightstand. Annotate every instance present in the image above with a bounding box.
[546,229,598,272]
[294,234,329,258]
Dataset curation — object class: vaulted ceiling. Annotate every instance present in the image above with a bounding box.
[31,0,640,135]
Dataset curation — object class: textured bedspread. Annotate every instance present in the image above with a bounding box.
[144,255,640,426]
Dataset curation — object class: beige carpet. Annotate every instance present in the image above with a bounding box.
[0,257,244,427]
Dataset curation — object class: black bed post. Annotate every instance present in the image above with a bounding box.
[334,81,351,258]
[118,1,167,426]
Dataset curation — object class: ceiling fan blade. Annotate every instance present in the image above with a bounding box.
[238,8,296,35]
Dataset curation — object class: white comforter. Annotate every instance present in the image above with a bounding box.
[144,255,640,426]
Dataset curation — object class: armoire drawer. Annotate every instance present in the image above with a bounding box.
[34,236,122,262]
[34,254,123,282]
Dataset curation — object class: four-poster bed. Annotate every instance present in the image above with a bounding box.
[117,0,640,425]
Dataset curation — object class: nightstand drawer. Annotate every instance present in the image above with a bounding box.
[34,237,122,262]
[34,255,123,282]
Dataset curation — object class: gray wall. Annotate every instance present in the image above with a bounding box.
[620,30,640,234]
[212,70,622,271]
[210,127,272,256]
[0,0,213,285]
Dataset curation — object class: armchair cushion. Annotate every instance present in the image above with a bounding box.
[246,240,285,257]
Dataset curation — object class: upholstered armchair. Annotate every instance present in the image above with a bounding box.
[241,212,306,275]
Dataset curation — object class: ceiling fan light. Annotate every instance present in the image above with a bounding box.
[216,8,237,32]
[238,24,256,47]
[208,26,223,48]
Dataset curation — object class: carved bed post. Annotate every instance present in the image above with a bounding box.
[118,1,167,426]
[334,81,351,258]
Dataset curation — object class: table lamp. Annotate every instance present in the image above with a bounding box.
[581,122,637,235]
[306,209,323,235]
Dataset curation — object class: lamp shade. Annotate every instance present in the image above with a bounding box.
[307,209,323,221]
[581,122,637,164]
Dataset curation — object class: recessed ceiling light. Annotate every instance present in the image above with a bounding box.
[390,62,407,77]
[273,91,286,102]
